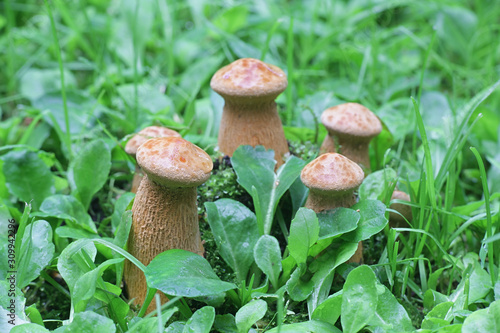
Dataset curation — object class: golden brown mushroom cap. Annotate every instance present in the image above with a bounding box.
[301,153,364,193]
[320,103,382,138]
[210,58,287,100]
[125,126,181,156]
[137,137,213,188]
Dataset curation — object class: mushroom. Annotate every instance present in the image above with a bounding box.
[210,58,289,166]
[389,190,412,228]
[124,137,213,310]
[301,153,365,263]
[125,126,181,193]
[319,103,382,174]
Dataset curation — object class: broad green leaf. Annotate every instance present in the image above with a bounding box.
[288,208,319,267]
[266,320,341,333]
[312,291,342,326]
[20,68,77,101]
[0,280,28,324]
[421,302,453,330]
[68,139,111,209]
[232,145,306,235]
[341,265,378,333]
[72,258,124,312]
[235,299,267,333]
[24,304,44,327]
[55,226,98,240]
[317,208,360,240]
[11,324,50,333]
[145,249,237,297]
[343,200,387,242]
[368,283,414,332]
[307,242,359,314]
[286,265,315,302]
[57,239,97,294]
[52,311,115,333]
[17,220,55,289]
[213,5,249,34]
[254,235,282,289]
[462,300,500,333]
[2,150,54,210]
[183,306,215,333]
[39,194,97,233]
[34,90,103,134]
[358,168,397,201]
[214,314,238,333]
[113,210,133,249]
[165,322,186,332]
[205,199,259,283]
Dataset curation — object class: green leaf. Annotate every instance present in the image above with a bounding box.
[307,242,359,314]
[358,168,398,201]
[266,320,341,333]
[52,311,116,333]
[72,258,124,312]
[317,208,360,240]
[254,235,282,289]
[205,199,259,283]
[20,68,77,102]
[68,139,111,209]
[57,239,97,294]
[0,205,13,280]
[111,192,135,233]
[368,283,414,332]
[341,266,378,333]
[288,208,319,266]
[39,194,97,233]
[145,249,237,297]
[11,324,50,333]
[183,306,215,333]
[34,90,104,134]
[17,220,55,289]
[462,300,500,333]
[213,5,249,34]
[232,145,306,235]
[312,292,342,326]
[421,301,453,330]
[214,314,238,333]
[235,299,267,333]
[286,265,315,302]
[343,200,387,242]
[2,150,54,210]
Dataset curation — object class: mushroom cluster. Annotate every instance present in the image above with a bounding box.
[124,137,212,310]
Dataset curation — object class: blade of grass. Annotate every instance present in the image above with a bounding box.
[44,0,72,157]
[470,147,496,286]
[261,19,283,61]
[435,79,500,191]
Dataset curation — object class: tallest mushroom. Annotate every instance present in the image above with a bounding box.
[211,58,289,166]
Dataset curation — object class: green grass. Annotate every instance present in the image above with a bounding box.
[1,0,500,332]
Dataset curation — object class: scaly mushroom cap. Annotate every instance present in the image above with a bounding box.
[137,137,213,188]
[301,153,364,194]
[320,103,382,139]
[210,58,287,100]
[125,126,181,156]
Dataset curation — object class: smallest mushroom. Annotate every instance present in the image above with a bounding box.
[301,153,365,263]
[389,190,412,228]
[125,126,181,193]
[320,103,382,174]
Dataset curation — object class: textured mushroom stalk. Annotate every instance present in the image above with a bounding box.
[125,126,181,193]
[211,58,289,166]
[320,103,382,173]
[124,137,212,311]
[301,153,365,263]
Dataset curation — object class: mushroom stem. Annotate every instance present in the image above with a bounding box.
[218,100,288,165]
[125,175,204,310]
[336,137,371,170]
[305,192,356,213]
